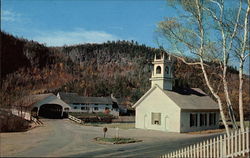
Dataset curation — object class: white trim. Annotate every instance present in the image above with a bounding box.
[132,85,157,108]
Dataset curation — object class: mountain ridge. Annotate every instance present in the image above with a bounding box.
[1,31,249,119]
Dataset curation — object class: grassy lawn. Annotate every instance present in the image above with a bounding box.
[187,129,225,135]
[68,112,113,117]
[94,137,142,144]
[84,123,135,129]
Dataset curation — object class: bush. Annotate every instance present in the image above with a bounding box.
[94,137,142,144]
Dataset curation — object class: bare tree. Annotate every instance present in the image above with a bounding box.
[157,0,249,135]
[233,1,250,130]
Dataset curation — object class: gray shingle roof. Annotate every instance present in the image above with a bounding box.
[163,88,219,110]
[58,92,83,104]
[82,97,113,104]
[14,93,53,107]
[58,92,114,105]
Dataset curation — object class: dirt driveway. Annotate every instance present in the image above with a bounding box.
[0,119,223,157]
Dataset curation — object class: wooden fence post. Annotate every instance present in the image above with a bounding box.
[209,139,212,157]
[222,134,226,157]
[203,141,206,158]
[230,132,234,156]
[200,142,202,157]
[239,128,241,155]
[219,135,223,158]
[206,140,209,158]
[196,143,199,158]
[246,127,249,155]
[235,130,238,156]
[217,136,220,157]
[193,144,196,158]
[228,131,231,156]
[213,138,216,158]
[184,147,186,157]
[187,146,190,158]
[242,128,245,156]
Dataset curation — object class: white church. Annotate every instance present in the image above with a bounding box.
[133,52,220,133]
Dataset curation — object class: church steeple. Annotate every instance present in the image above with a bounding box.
[150,52,174,90]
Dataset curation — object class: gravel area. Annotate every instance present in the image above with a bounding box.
[0,119,224,157]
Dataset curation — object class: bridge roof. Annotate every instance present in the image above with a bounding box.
[33,93,71,109]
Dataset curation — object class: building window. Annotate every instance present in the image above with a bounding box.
[94,107,99,111]
[105,107,109,110]
[74,106,77,109]
[200,113,207,126]
[165,66,169,74]
[81,107,86,110]
[209,113,216,126]
[190,113,198,127]
[156,66,161,74]
[151,113,161,125]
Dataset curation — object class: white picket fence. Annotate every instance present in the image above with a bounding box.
[68,115,83,124]
[161,127,249,158]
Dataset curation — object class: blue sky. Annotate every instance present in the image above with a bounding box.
[1,0,175,47]
[1,0,249,74]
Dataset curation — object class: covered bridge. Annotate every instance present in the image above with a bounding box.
[32,93,71,118]
[13,93,71,119]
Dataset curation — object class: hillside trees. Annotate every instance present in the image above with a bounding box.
[157,0,249,135]
[1,30,249,124]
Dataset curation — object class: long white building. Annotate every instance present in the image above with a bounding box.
[57,92,120,116]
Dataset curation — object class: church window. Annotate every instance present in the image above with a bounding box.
[190,113,198,127]
[209,113,216,126]
[165,66,169,74]
[199,113,207,126]
[151,112,161,125]
[156,66,161,74]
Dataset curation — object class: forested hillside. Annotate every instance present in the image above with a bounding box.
[0,31,249,119]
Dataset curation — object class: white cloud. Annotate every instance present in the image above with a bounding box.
[1,10,21,22]
[33,29,120,46]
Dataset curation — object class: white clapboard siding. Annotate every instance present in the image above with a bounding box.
[161,127,249,158]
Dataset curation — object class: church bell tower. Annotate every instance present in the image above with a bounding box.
[150,52,174,90]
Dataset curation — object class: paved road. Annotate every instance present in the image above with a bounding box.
[0,119,223,157]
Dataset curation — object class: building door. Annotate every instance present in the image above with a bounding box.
[144,114,148,129]
[165,116,169,131]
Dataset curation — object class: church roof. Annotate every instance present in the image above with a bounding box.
[163,88,218,110]
[132,85,219,111]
